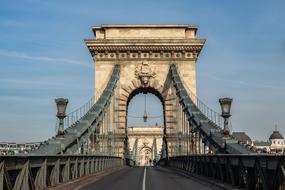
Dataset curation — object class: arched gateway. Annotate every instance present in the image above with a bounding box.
[85,24,205,158]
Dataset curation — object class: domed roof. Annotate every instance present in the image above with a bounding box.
[269,131,284,139]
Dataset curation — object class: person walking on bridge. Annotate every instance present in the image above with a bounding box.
[153,158,157,167]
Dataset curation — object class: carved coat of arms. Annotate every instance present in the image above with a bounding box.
[135,61,156,87]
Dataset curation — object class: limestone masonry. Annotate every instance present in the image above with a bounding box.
[85,25,205,157]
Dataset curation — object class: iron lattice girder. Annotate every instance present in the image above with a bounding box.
[0,155,123,190]
[168,155,285,190]
[31,65,121,155]
[170,64,253,154]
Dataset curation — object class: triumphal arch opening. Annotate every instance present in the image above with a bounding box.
[85,25,205,160]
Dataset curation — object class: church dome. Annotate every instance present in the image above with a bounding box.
[269,131,284,139]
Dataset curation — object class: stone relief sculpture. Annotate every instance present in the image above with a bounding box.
[135,61,156,87]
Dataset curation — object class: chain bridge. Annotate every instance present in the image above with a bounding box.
[0,25,284,190]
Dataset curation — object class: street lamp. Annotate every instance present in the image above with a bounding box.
[55,98,68,137]
[143,112,148,122]
[219,97,232,136]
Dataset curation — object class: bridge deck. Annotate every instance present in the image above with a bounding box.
[79,167,213,190]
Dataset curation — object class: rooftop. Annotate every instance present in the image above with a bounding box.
[253,141,271,147]
[93,24,198,29]
[232,132,252,144]
[269,130,284,139]
[91,24,199,40]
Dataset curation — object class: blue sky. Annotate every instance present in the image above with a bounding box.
[0,0,284,142]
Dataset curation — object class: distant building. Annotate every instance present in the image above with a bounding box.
[0,142,41,155]
[253,141,271,153]
[232,132,253,146]
[268,130,284,153]
[253,130,285,154]
[232,129,285,154]
[128,125,163,166]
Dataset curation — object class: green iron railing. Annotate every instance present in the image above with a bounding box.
[0,155,123,190]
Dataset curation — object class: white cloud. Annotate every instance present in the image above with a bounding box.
[0,78,66,86]
[200,73,280,90]
[0,95,51,104]
[0,49,92,67]
[1,20,27,28]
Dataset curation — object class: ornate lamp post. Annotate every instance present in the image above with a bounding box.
[219,97,232,136]
[55,98,68,137]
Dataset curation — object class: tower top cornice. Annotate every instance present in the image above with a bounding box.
[85,24,205,61]
[90,24,200,40]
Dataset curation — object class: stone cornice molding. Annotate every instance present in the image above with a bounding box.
[93,24,198,28]
[85,38,205,43]
[88,48,202,61]
[88,45,203,52]
[85,39,205,49]
[85,39,205,61]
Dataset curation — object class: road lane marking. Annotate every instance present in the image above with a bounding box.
[142,166,146,190]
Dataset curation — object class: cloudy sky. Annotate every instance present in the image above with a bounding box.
[0,0,284,142]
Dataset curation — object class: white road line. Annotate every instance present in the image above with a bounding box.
[142,166,146,190]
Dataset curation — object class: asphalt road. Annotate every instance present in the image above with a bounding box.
[79,166,214,190]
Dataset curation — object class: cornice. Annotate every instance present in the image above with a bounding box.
[85,39,205,61]
[85,38,205,46]
[93,24,198,28]
[91,49,200,61]
[88,45,203,52]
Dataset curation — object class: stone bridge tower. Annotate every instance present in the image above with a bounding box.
[85,25,205,157]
